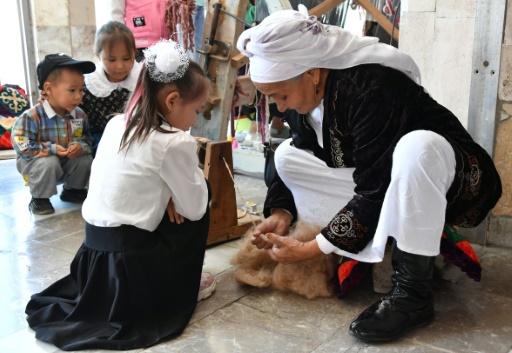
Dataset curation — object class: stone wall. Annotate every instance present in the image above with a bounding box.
[489,0,512,248]
[401,0,510,247]
[30,0,96,62]
[400,0,476,128]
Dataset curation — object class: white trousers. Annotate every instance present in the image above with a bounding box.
[274,130,456,262]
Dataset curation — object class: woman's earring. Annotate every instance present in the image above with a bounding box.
[315,84,320,95]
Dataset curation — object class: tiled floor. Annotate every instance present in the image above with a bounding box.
[1,148,512,353]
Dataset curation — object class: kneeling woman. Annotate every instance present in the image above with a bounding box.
[25,40,212,351]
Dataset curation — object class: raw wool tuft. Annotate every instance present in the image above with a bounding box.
[230,222,338,299]
[165,0,196,52]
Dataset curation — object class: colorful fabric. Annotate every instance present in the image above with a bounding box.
[336,226,482,297]
[0,85,29,150]
[0,122,11,149]
[0,84,29,118]
[336,258,370,298]
[245,3,255,25]
[440,225,482,281]
[0,117,17,149]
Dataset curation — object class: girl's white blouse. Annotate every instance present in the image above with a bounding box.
[82,114,208,231]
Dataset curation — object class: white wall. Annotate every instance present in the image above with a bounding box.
[400,0,477,128]
[0,0,27,89]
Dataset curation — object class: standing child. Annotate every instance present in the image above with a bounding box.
[108,0,170,60]
[81,21,142,153]
[25,40,213,351]
[11,54,95,215]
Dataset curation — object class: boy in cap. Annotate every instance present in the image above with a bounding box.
[11,53,95,215]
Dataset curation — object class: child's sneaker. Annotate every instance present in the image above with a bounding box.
[29,197,55,215]
[60,187,88,203]
[197,272,216,301]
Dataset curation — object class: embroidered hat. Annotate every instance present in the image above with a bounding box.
[37,53,96,89]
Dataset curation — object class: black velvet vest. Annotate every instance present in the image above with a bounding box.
[264,64,501,254]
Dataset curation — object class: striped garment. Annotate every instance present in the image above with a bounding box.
[11,100,93,161]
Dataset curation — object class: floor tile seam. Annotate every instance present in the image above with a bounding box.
[32,210,84,227]
[238,296,353,343]
[439,276,512,298]
[6,225,61,248]
[189,288,257,327]
[31,227,85,241]
[400,336,459,352]
[16,242,75,274]
[194,300,325,346]
[307,331,342,353]
[31,223,85,236]
[0,238,61,257]
[479,245,512,257]
[311,324,359,352]
[31,231,85,255]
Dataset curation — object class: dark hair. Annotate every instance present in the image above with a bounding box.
[120,60,209,151]
[94,21,136,59]
[45,66,84,86]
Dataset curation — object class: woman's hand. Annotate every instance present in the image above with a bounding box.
[251,208,292,249]
[266,234,323,265]
[167,198,184,224]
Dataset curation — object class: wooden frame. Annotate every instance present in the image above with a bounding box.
[201,140,261,245]
[190,0,250,141]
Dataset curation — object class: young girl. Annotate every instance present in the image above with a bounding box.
[80,20,141,153]
[25,40,212,351]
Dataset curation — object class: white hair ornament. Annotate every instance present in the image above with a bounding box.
[144,40,189,83]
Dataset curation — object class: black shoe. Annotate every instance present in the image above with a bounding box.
[348,243,435,343]
[348,296,434,342]
[60,187,88,203]
[29,198,55,215]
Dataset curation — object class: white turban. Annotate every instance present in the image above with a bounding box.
[236,5,421,84]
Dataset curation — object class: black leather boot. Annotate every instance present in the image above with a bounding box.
[348,243,435,342]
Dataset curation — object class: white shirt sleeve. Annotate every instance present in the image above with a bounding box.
[107,0,126,23]
[316,233,385,263]
[94,0,126,29]
[316,233,339,254]
[161,135,208,221]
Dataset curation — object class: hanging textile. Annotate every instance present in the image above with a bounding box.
[165,0,196,51]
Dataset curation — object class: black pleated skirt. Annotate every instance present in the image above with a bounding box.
[25,206,210,351]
